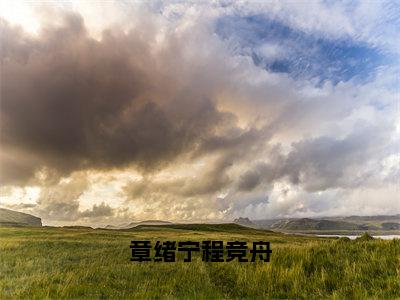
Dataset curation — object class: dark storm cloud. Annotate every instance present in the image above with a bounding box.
[123,124,273,203]
[124,154,234,200]
[237,170,261,191]
[0,13,232,185]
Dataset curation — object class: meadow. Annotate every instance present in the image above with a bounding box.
[0,224,399,299]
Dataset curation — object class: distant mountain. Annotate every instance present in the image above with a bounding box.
[134,223,259,232]
[0,208,42,227]
[253,219,280,228]
[104,224,122,229]
[104,222,260,232]
[105,215,399,232]
[253,215,399,231]
[381,222,400,230]
[270,218,363,231]
[129,220,173,227]
[341,215,400,222]
[234,217,255,227]
[105,220,172,229]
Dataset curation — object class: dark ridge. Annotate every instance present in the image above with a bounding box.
[62,226,93,229]
[133,223,273,232]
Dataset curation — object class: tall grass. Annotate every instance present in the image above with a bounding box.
[0,226,399,299]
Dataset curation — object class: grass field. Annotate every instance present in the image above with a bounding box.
[0,225,399,299]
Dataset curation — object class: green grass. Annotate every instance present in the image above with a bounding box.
[0,226,399,299]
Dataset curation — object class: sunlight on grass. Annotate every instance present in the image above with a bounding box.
[0,227,399,299]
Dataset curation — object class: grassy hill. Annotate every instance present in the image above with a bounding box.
[0,225,399,299]
[0,208,42,227]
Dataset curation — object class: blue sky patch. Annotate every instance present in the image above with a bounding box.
[216,15,389,85]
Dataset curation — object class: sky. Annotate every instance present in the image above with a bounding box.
[0,0,399,226]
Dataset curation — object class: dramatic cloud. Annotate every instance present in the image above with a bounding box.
[237,122,396,192]
[0,12,234,185]
[0,1,398,225]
